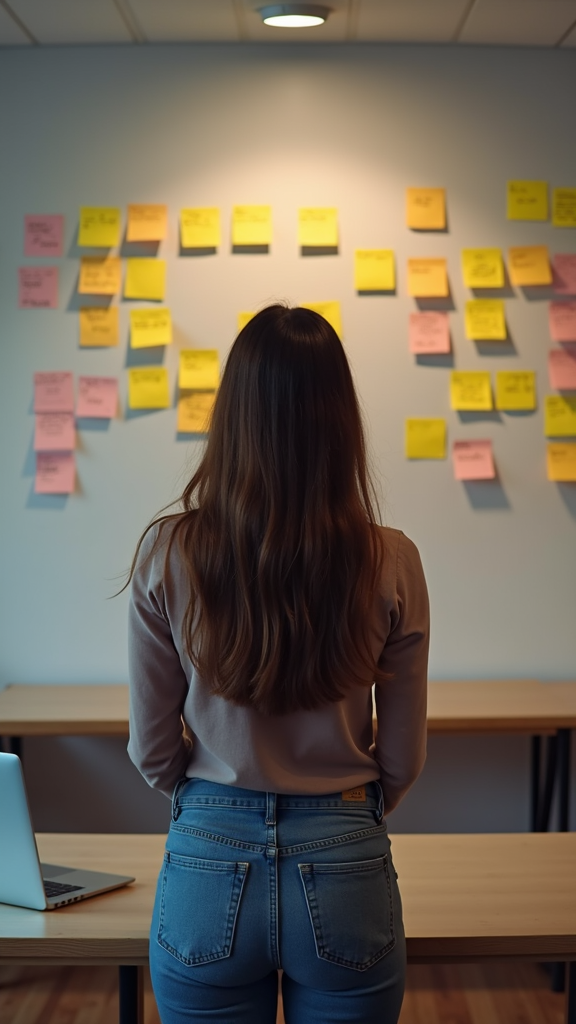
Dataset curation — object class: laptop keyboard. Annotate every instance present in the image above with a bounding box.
[43,879,84,898]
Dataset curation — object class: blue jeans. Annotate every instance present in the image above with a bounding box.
[150,779,405,1024]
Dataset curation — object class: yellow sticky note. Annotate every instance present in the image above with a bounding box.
[298,208,338,248]
[179,350,220,390]
[544,395,576,436]
[354,250,395,292]
[124,259,166,300]
[461,249,504,289]
[128,368,170,410]
[407,258,448,297]
[450,372,493,411]
[552,189,576,229]
[78,256,121,295]
[126,204,167,242]
[232,206,272,246]
[79,307,119,347]
[130,308,172,348]
[406,188,446,230]
[465,300,506,341]
[405,419,446,459]
[180,208,221,248]
[301,301,343,338]
[508,246,551,287]
[495,371,536,411]
[237,311,255,332]
[507,181,548,221]
[177,391,216,434]
[547,442,576,481]
[78,207,121,247]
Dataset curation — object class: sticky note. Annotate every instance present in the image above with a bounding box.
[35,452,75,494]
[180,208,221,248]
[450,372,493,412]
[548,302,576,342]
[34,413,75,452]
[452,440,495,481]
[298,208,338,248]
[508,246,551,287]
[301,301,343,338]
[124,259,166,301]
[495,371,536,411]
[76,377,118,419]
[407,258,448,297]
[552,254,576,295]
[461,249,504,289]
[405,419,446,459]
[408,312,450,354]
[552,189,576,229]
[507,181,548,221]
[465,300,506,341]
[232,205,272,246]
[24,215,64,257]
[126,204,167,242]
[354,250,395,291]
[78,207,121,247]
[547,443,576,481]
[549,347,576,391]
[237,311,255,332]
[79,307,119,347]
[128,368,170,410]
[18,267,58,309]
[78,256,121,295]
[177,392,216,433]
[406,188,446,230]
[130,308,172,348]
[544,395,576,436]
[34,372,74,413]
[179,350,219,390]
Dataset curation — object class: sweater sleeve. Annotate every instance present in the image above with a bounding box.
[373,533,429,814]
[127,527,191,798]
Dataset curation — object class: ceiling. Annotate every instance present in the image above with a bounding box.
[1,0,575,48]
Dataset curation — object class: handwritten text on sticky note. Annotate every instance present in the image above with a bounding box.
[552,254,576,295]
[508,246,551,287]
[177,392,216,433]
[406,188,446,230]
[35,452,75,494]
[76,376,118,418]
[180,208,221,249]
[130,308,172,348]
[465,300,506,341]
[549,302,576,342]
[179,350,219,390]
[405,418,446,459]
[450,371,493,411]
[507,181,548,221]
[548,347,576,391]
[128,368,170,409]
[552,189,576,229]
[452,440,495,481]
[34,413,75,452]
[408,312,450,354]
[495,371,536,411]
[34,372,74,413]
[407,258,448,297]
[78,256,121,295]
[78,207,121,248]
[461,248,504,289]
[127,204,167,242]
[232,206,272,246]
[298,208,338,248]
[547,442,576,481]
[79,307,119,347]
[544,395,576,436]
[19,267,58,309]
[24,215,64,257]
[354,250,395,291]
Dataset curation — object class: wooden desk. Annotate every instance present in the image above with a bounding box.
[0,834,575,1023]
[0,684,129,738]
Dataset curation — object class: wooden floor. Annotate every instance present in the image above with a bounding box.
[0,963,565,1023]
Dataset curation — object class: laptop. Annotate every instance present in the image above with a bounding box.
[0,751,134,910]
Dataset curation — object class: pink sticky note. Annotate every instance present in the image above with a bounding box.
[34,412,75,452]
[34,372,74,413]
[35,452,75,494]
[409,312,450,354]
[549,347,576,390]
[24,215,64,257]
[549,301,576,342]
[552,254,576,295]
[452,440,495,481]
[76,376,118,418]
[18,266,58,309]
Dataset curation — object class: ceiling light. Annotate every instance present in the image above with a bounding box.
[258,5,331,29]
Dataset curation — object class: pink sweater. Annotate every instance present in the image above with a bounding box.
[128,523,429,813]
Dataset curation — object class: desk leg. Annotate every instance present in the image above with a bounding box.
[119,965,144,1024]
[558,729,571,833]
[566,963,576,1024]
[531,735,541,831]
[537,735,558,833]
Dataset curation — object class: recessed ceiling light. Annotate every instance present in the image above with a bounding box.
[258,5,331,29]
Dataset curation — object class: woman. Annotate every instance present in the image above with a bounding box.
[127,304,429,1024]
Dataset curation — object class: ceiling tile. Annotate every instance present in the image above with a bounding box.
[129,0,241,42]
[355,0,472,43]
[459,0,576,46]
[0,4,33,44]
[8,0,135,44]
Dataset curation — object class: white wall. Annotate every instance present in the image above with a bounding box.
[0,43,575,832]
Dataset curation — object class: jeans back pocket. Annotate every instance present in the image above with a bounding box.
[298,854,395,971]
[157,852,249,966]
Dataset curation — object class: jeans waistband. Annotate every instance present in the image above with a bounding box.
[173,778,384,821]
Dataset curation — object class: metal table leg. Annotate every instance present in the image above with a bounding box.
[567,962,576,1024]
[118,965,144,1024]
[558,729,572,833]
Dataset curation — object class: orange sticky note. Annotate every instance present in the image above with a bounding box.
[407,258,448,297]
[547,442,576,481]
[126,204,167,242]
[177,392,216,433]
[79,307,119,347]
[78,257,121,296]
[508,247,551,287]
[406,188,446,230]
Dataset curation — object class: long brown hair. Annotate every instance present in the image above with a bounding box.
[132,304,384,715]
